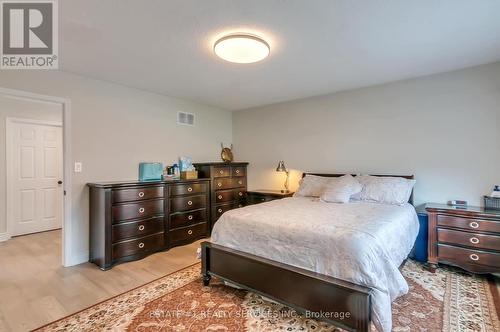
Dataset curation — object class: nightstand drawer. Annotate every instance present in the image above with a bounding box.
[437,215,500,233]
[438,244,500,270]
[437,228,500,251]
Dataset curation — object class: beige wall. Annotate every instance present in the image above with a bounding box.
[233,62,500,207]
[0,71,232,263]
[0,96,63,234]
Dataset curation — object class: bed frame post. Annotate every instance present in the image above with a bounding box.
[201,241,372,332]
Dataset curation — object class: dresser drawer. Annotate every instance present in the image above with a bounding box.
[169,183,207,196]
[170,195,207,212]
[112,217,164,242]
[438,244,500,270]
[113,186,164,203]
[213,166,230,178]
[437,214,500,233]
[112,233,164,260]
[213,178,234,190]
[231,166,246,177]
[232,177,246,188]
[438,228,500,251]
[112,199,164,222]
[214,202,246,220]
[214,189,247,203]
[170,209,207,229]
[169,222,208,244]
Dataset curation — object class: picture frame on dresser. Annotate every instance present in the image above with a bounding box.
[426,203,500,274]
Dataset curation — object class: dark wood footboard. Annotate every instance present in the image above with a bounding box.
[201,242,372,332]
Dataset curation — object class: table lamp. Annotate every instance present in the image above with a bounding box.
[276,160,290,193]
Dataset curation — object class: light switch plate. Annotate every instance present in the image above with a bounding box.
[74,162,82,173]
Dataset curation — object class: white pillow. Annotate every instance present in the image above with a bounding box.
[353,175,415,205]
[320,175,362,203]
[294,175,331,197]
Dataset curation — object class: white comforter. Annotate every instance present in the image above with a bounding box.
[211,197,419,332]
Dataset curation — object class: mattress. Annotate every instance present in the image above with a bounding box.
[211,197,419,332]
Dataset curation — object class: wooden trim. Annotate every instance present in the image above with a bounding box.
[202,242,372,332]
[0,87,73,267]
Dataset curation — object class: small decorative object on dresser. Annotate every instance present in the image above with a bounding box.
[88,178,210,270]
[426,203,500,274]
[220,143,234,162]
[247,190,294,205]
[193,162,248,230]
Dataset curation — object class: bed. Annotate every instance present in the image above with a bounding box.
[201,173,419,332]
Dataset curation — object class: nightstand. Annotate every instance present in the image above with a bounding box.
[247,190,294,205]
[426,203,500,274]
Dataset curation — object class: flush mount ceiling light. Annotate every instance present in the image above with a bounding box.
[214,34,270,63]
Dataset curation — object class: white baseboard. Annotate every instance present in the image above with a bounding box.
[0,232,11,242]
[64,251,89,267]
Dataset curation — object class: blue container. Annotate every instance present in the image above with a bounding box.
[139,162,163,181]
[412,211,428,263]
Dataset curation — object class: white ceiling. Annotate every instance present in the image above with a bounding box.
[60,1,500,110]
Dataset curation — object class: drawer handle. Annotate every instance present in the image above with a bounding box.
[217,183,222,187]
[236,169,240,174]
[138,192,145,198]
[261,198,266,201]
[138,225,145,231]
[469,254,479,261]
[218,195,222,200]
[139,207,145,214]
[187,187,193,192]
[469,237,479,244]
[238,204,243,208]
[238,192,243,196]
[188,215,193,220]
[187,200,193,206]
[218,208,223,213]
[138,242,145,249]
[187,229,193,235]
[238,181,243,185]
[219,170,224,174]
[469,221,479,229]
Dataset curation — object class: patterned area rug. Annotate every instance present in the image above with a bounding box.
[35,260,499,332]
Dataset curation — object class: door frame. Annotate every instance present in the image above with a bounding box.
[6,117,63,237]
[1,87,74,267]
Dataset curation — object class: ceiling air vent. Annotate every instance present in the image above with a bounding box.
[177,111,195,126]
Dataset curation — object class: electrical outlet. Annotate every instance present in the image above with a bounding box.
[74,162,82,173]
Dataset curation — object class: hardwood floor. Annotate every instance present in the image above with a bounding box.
[0,230,205,332]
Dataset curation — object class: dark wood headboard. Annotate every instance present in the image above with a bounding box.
[303,173,415,205]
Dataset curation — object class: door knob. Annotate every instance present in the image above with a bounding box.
[57,180,63,185]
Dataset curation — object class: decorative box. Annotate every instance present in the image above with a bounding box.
[180,170,198,180]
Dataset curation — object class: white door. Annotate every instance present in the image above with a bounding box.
[8,120,63,236]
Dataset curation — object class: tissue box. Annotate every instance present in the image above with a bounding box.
[180,170,198,180]
[139,162,163,181]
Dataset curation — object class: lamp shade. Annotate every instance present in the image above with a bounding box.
[276,160,287,172]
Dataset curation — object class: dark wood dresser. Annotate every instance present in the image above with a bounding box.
[247,190,294,205]
[193,162,248,229]
[88,179,210,270]
[426,203,500,274]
